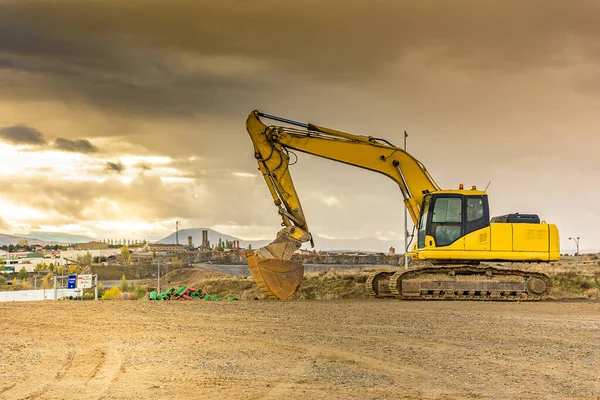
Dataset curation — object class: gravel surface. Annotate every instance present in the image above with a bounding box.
[0,300,598,399]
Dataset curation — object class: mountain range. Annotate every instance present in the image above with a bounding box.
[158,228,403,253]
[0,233,48,246]
[0,232,93,246]
[22,232,94,244]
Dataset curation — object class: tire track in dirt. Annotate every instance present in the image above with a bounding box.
[235,334,429,400]
[86,345,123,396]
[0,383,16,395]
[26,350,75,400]
[17,346,123,400]
[54,350,75,380]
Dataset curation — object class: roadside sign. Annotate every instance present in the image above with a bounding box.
[67,274,77,289]
[77,274,93,289]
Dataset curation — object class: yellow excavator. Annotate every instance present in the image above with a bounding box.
[244,110,559,300]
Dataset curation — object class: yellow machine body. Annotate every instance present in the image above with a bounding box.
[243,110,560,299]
[411,189,559,263]
[416,223,560,262]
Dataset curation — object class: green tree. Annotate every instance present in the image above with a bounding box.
[48,263,55,272]
[18,267,28,280]
[121,246,131,265]
[120,275,129,292]
[76,251,93,266]
[248,243,253,250]
[171,257,182,268]
[56,265,63,275]
[41,273,53,289]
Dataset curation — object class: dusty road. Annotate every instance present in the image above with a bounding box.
[0,300,598,400]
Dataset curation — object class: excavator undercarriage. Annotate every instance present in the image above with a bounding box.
[365,265,552,301]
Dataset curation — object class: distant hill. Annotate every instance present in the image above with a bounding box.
[159,228,404,253]
[0,233,48,246]
[22,232,94,244]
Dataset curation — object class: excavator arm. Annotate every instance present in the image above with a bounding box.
[245,110,440,299]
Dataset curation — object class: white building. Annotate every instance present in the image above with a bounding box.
[1,257,51,273]
[58,249,121,265]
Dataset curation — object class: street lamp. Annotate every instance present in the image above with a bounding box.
[568,237,580,256]
[403,130,413,269]
[157,258,161,293]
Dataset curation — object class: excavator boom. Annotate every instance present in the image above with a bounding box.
[245,110,440,299]
[247,111,439,229]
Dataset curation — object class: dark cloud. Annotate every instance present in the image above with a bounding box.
[0,125,46,145]
[53,137,98,154]
[0,1,599,117]
[0,0,598,246]
[105,161,125,173]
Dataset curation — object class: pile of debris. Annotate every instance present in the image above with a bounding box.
[142,286,242,301]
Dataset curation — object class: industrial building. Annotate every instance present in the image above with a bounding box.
[144,243,188,254]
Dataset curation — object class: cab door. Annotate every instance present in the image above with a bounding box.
[463,195,491,251]
[429,196,464,249]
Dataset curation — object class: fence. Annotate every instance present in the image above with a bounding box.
[0,288,82,302]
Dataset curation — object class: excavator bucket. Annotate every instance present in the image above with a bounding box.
[246,251,304,300]
[244,230,307,299]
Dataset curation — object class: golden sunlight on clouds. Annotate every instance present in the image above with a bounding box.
[0,199,46,222]
[0,0,599,248]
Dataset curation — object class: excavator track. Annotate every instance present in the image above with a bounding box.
[365,271,397,298]
[367,266,552,300]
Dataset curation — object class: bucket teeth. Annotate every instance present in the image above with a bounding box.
[245,230,305,300]
[246,252,304,300]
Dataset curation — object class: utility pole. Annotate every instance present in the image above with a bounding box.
[157,258,161,293]
[404,130,411,269]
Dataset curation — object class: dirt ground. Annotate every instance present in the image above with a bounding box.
[0,300,598,400]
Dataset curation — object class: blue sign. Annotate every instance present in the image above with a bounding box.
[67,274,77,289]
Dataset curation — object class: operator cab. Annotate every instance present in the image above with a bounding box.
[417,190,490,249]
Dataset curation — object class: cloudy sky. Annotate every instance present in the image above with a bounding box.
[0,0,598,250]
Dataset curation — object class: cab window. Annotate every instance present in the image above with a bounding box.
[417,196,430,248]
[465,195,489,234]
[431,197,462,246]
[467,197,484,221]
[432,197,462,223]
